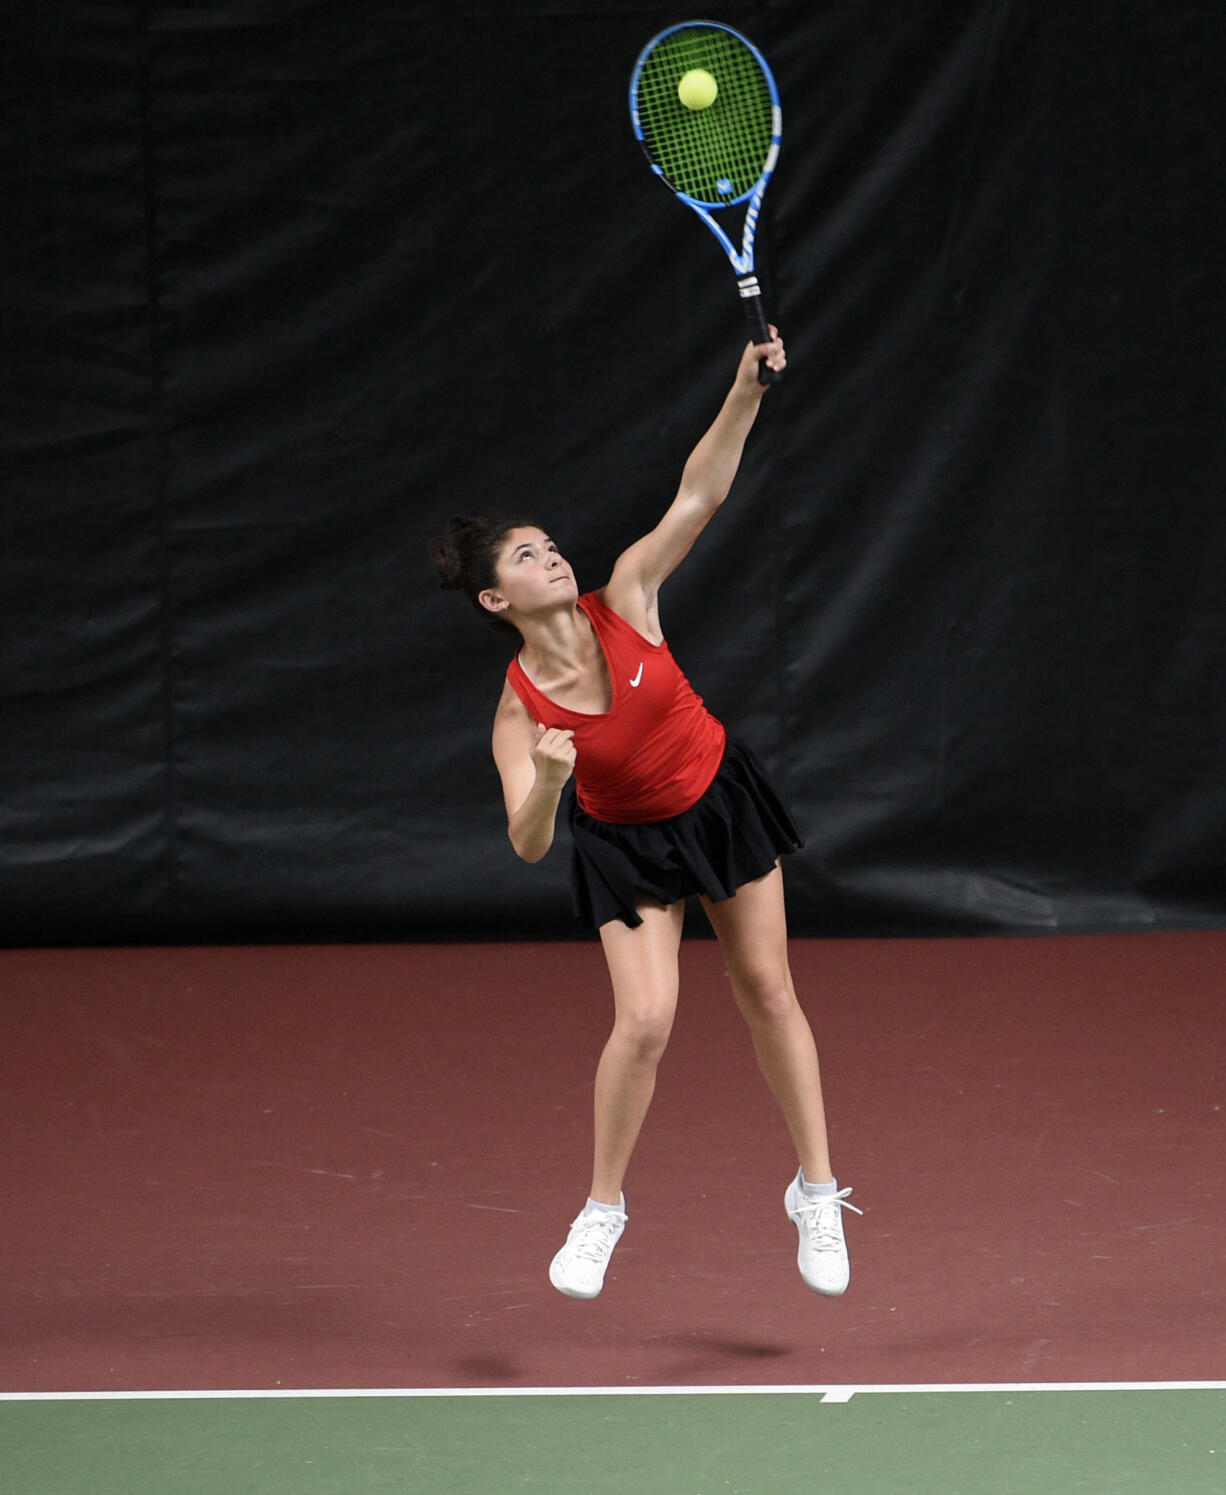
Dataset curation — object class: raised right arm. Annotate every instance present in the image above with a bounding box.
[491,681,576,863]
[602,332,785,642]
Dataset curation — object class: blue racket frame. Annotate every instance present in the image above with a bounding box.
[630,20,782,365]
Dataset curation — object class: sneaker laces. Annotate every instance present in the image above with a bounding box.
[795,1187,862,1249]
[570,1210,625,1263]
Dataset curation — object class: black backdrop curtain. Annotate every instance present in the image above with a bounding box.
[3,2,1224,944]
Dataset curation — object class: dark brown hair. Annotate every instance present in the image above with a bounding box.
[427,513,539,636]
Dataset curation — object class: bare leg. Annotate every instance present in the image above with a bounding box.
[589,900,686,1203]
[702,864,834,1183]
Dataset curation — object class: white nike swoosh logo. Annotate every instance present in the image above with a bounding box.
[629,663,644,688]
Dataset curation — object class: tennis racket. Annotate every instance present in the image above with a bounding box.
[630,20,783,383]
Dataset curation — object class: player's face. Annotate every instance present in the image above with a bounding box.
[493,527,577,612]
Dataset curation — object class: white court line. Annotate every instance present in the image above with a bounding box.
[2,1381,1224,1405]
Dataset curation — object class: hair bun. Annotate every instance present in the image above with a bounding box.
[427,515,486,591]
[426,511,540,635]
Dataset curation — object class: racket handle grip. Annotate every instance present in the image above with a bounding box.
[738,275,782,385]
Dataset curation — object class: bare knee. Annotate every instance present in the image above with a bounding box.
[730,964,798,1025]
[611,1000,675,1063]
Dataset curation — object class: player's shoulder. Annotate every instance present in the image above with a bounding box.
[493,677,534,737]
[597,574,663,646]
[599,568,649,620]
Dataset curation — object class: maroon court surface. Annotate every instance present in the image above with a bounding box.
[1,932,1222,1391]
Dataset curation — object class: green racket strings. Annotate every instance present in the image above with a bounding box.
[634,28,774,204]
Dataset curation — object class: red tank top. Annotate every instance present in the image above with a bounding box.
[505,591,726,825]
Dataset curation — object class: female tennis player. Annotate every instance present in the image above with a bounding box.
[429,332,857,1299]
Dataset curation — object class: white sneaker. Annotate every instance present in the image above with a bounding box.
[784,1173,861,1296]
[548,1200,627,1299]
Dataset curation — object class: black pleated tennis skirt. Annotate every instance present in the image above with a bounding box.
[567,734,803,931]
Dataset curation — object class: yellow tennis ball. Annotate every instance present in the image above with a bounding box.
[677,68,718,111]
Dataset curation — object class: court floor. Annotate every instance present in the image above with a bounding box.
[5,1384,1224,1493]
[2,933,1223,1489]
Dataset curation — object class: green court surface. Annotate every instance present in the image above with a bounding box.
[5,1386,1222,1495]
